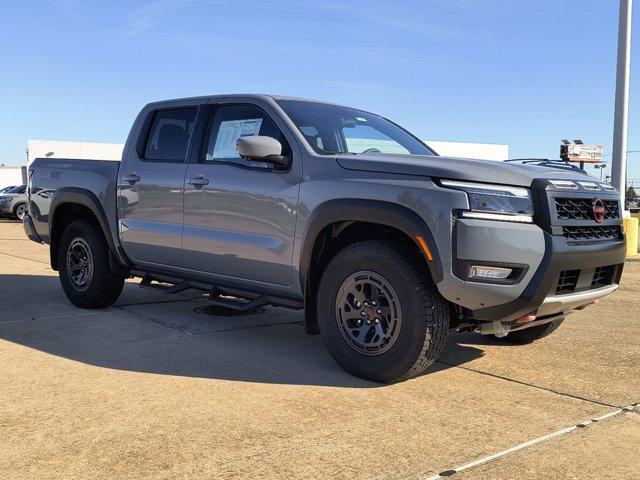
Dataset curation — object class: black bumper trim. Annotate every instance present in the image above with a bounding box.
[471,233,626,322]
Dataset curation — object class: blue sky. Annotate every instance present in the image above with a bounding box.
[1,0,638,178]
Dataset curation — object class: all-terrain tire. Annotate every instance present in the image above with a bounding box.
[496,318,565,344]
[317,240,450,383]
[58,219,125,308]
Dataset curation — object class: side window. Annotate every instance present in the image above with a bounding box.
[343,124,409,155]
[144,107,197,162]
[204,105,290,167]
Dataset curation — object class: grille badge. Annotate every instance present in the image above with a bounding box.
[592,198,606,223]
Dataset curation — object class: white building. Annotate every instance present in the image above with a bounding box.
[27,139,123,165]
[425,140,509,161]
[0,166,27,189]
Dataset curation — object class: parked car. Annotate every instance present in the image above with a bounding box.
[0,185,18,194]
[24,94,626,383]
[0,184,28,220]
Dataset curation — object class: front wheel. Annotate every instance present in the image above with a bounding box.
[317,240,450,383]
[14,203,27,221]
[58,219,125,308]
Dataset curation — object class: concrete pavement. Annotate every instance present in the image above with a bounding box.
[0,219,638,479]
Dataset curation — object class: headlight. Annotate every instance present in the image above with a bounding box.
[440,179,533,223]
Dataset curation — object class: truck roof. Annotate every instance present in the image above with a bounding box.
[143,93,353,110]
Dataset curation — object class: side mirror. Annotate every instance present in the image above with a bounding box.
[236,136,290,168]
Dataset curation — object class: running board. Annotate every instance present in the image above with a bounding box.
[139,274,192,294]
[208,286,268,312]
[132,270,303,310]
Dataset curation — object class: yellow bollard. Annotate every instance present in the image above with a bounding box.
[622,216,639,257]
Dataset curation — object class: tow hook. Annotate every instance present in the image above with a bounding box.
[475,321,511,337]
[474,313,537,337]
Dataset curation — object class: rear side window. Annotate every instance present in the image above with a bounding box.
[144,107,197,162]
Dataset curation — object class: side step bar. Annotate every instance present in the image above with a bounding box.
[140,274,192,294]
[132,270,303,311]
[208,286,268,312]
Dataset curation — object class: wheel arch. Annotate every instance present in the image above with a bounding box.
[49,188,127,273]
[299,199,442,334]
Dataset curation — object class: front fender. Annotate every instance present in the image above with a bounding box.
[299,198,442,293]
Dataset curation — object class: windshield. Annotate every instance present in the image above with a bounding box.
[276,100,435,156]
[6,185,25,194]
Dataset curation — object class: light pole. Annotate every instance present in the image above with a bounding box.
[594,163,607,180]
[611,0,633,211]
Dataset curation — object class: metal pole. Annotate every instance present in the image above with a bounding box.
[611,0,633,211]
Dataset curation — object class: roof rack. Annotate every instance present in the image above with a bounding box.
[505,158,587,173]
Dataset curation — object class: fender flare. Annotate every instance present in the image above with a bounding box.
[298,198,443,293]
[49,188,126,270]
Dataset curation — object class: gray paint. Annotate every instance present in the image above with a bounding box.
[27,93,622,320]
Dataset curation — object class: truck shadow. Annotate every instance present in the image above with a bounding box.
[0,274,487,388]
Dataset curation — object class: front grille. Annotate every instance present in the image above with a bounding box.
[555,198,619,220]
[591,265,616,288]
[555,265,619,296]
[563,225,623,242]
[556,269,580,294]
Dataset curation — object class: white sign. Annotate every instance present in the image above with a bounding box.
[564,144,604,163]
[209,118,263,159]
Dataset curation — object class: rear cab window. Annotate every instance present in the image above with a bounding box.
[144,107,198,162]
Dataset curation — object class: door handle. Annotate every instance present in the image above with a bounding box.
[188,175,210,187]
[123,174,141,184]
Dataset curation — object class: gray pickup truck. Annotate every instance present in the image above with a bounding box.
[24,94,626,382]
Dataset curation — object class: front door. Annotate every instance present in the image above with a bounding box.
[182,102,302,286]
[118,106,198,268]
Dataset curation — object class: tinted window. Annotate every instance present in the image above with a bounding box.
[144,107,197,161]
[204,105,289,167]
[7,185,26,194]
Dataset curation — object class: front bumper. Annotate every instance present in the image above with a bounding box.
[537,284,618,317]
[471,233,626,322]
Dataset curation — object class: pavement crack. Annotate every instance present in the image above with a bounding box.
[424,402,639,479]
[0,251,49,265]
[112,305,195,335]
[435,360,623,409]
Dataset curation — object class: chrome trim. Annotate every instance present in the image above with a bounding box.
[578,181,601,191]
[536,284,618,317]
[460,211,534,223]
[440,179,529,197]
[549,180,578,189]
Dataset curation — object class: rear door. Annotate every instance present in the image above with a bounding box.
[118,105,198,268]
[182,101,302,286]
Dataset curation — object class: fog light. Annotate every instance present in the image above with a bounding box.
[469,265,513,280]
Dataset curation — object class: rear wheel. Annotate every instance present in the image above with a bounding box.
[496,318,565,344]
[58,219,125,308]
[13,203,27,221]
[317,240,450,383]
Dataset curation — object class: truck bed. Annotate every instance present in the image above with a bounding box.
[28,158,120,245]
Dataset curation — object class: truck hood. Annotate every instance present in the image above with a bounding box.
[336,153,594,187]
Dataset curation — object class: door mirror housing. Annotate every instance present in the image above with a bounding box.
[236,136,290,168]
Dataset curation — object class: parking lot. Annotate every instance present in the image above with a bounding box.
[0,218,638,479]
